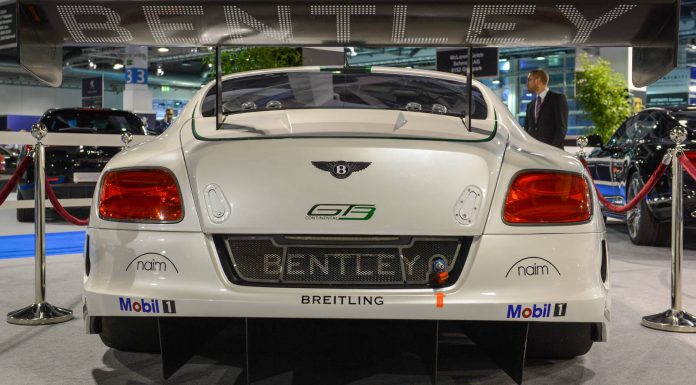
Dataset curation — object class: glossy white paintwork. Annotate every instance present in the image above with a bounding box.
[85,67,607,336]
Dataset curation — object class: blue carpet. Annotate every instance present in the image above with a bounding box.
[0,231,85,259]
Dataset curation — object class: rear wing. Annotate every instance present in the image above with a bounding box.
[17,0,679,88]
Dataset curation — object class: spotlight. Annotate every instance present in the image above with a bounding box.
[113,63,124,70]
[157,47,170,53]
[156,65,164,76]
[88,59,97,70]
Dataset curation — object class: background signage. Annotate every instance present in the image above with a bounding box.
[646,92,688,108]
[690,67,696,105]
[436,47,499,78]
[0,1,16,50]
[81,76,104,108]
[125,68,148,85]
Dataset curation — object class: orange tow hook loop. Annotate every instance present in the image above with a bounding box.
[436,272,449,285]
[436,292,445,308]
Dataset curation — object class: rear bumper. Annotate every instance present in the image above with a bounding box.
[83,229,609,337]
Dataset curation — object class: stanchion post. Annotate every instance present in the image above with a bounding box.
[641,126,696,332]
[121,131,133,150]
[576,136,588,160]
[6,123,73,325]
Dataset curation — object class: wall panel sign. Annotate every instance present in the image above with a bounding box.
[82,76,104,108]
[0,1,16,50]
[689,67,696,105]
[646,92,688,108]
[436,47,498,78]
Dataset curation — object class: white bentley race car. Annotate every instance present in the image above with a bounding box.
[83,66,608,376]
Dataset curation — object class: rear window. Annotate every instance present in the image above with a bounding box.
[41,109,146,135]
[201,71,488,119]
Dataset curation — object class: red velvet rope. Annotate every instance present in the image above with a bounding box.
[580,158,668,214]
[45,178,89,226]
[678,153,696,182]
[0,155,33,207]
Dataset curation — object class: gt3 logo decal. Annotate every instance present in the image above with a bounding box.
[306,204,376,220]
[311,161,371,179]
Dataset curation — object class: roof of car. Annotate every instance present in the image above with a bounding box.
[45,108,132,113]
[642,105,696,113]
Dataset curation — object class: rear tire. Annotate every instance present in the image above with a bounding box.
[525,323,593,359]
[626,173,668,246]
[99,317,161,353]
[16,208,33,223]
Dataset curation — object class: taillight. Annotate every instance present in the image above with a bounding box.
[99,169,182,222]
[503,171,591,224]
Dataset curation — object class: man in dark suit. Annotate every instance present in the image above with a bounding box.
[154,108,174,135]
[523,69,569,149]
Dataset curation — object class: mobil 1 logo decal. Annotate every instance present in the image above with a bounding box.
[506,303,567,319]
[118,297,177,314]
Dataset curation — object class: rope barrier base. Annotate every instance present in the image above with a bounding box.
[6,302,73,326]
[642,309,696,333]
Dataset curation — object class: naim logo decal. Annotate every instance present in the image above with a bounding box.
[506,303,567,319]
[126,253,179,274]
[306,204,376,221]
[505,257,560,278]
[118,297,177,314]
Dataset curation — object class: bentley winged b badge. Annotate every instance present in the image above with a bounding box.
[311,161,371,179]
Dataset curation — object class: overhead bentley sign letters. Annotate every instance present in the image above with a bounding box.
[47,3,643,47]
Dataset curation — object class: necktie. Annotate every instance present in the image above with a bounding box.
[534,95,542,123]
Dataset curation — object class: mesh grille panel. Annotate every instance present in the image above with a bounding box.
[220,236,466,288]
[227,239,284,282]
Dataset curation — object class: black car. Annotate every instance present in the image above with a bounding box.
[0,146,19,175]
[16,108,147,222]
[585,106,696,246]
